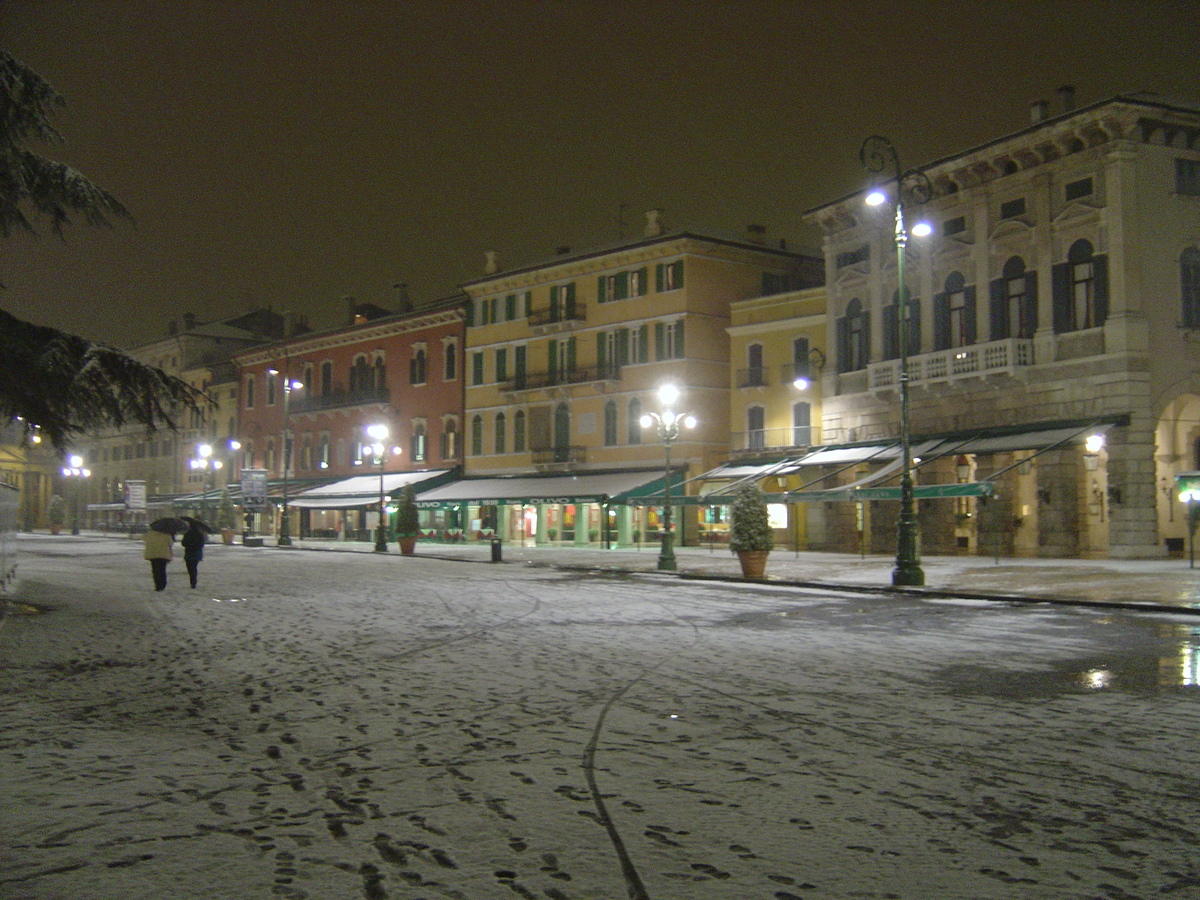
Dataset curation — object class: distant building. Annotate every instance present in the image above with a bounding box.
[804,91,1200,558]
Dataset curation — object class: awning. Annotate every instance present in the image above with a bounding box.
[414,469,676,508]
[289,469,455,509]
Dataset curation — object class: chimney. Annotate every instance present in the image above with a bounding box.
[644,208,664,237]
[1057,84,1076,113]
[746,224,766,244]
[484,250,500,275]
[1030,99,1049,124]
[393,282,412,313]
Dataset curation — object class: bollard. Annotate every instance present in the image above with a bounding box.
[490,537,502,563]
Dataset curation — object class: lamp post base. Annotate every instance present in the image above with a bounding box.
[657,533,677,571]
[892,519,924,586]
[374,527,388,553]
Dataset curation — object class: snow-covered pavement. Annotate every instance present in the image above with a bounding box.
[3,536,1200,899]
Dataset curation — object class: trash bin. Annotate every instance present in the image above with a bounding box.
[490,537,502,563]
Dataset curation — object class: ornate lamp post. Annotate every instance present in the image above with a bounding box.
[860,135,932,587]
[640,384,696,571]
[363,423,400,552]
[62,454,91,535]
[268,367,303,546]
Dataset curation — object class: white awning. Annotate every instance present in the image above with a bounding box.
[289,470,453,509]
[415,469,671,506]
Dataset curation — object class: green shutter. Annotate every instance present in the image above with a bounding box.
[617,327,629,365]
[638,325,648,362]
[597,276,607,304]
[524,291,531,317]
[674,319,685,358]
[655,263,664,292]
[465,300,475,327]
[615,271,629,300]
[655,322,665,359]
[505,294,516,320]
[566,336,576,371]
[548,339,558,374]
[674,260,684,289]
[596,331,607,369]
[637,267,648,296]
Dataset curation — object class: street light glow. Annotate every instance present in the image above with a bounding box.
[911,220,933,237]
[658,383,680,406]
[865,188,887,206]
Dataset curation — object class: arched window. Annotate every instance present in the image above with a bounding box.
[374,357,386,393]
[1053,239,1108,332]
[747,406,765,451]
[441,419,459,460]
[1182,247,1200,328]
[628,398,642,444]
[471,415,483,456]
[935,272,974,350]
[838,299,869,371]
[513,410,526,453]
[991,256,1037,340]
[350,356,370,393]
[793,401,812,446]
[411,422,426,462]
[604,400,618,446]
[320,361,333,397]
[884,289,921,359]
[745,343,765,387]
[410,347,427,384]
[444,342,457,380]
[494,413,506,455]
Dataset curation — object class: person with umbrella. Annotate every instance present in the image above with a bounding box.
[180,518,208,589]
[143,519,179,591]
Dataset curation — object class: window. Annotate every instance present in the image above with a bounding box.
[513,410,526,453]
[374,357,386,392]
[654,320,685,360]
[318,434,330,470]
[495,348,507,383]
[1176,158,1200,196]
[837,299,869,372]
[244,374,256,409]
[744,343,765,387]
[990,256,1038,340]
[604,400,618,446]
[350,356,370,393]
[793,402,812,446]
[302,363,314,395]
[747,406,765,451]
[836,245,869,268]
[471,352,485,386]
[548,337,576,383]
[934,273,975,350]
[629,268,647,297]
[656,260,683,291]
[441,419,459,460]
[494,413,506,454]
[410,347,426,384]
[513,344,527,390]
[943,216,967,237]
[444,340,457,381]
[1052,239,1108,332]
[266,438,276,473]
[266,371,277,406]
[505,294,517,320]
[628,398,642,444]
[300,435,312,471]
[320,361,333,397]
[1182,247,1200,328]
[629,324,648,364]
[1065,177,1093,201]
[549,283,577,321]
[411,422,426,462]
[471,415,483,456]
[553,403,571,462]
[999,197,1026,219]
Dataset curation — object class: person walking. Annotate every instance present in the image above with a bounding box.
[142,527,174,591]
[181,521,207,589]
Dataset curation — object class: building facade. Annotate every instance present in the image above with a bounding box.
[434,212,822,546]
[804,92,1200,558]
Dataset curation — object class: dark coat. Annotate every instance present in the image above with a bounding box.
[181,526,206,562]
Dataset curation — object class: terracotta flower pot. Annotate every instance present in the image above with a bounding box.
[736,550,769,580]
[398,536,418,556]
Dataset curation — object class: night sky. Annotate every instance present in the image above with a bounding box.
[4,0,1200,349]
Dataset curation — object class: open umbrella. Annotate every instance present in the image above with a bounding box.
[149,516,188,534]
[180,515,216,534]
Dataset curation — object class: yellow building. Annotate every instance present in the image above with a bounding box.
[420,212,821,547]
[719,286,828,549]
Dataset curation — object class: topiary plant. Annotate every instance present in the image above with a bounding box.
[216,487,237,531]
[728,483,774,553]
[395,484,420,538]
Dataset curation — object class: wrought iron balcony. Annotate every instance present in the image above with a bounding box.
[290,384,390,413]
[500,362,619,393]
[531,445,588,466]
[730,426,815,456]
[736,366,768,388]
[528,302,587,330]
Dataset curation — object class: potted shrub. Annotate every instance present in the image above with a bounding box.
[395,484,421,556]
[216,488,238,543]
[729,483,773,579]
[48,494,66,535]
[548,527,558,542]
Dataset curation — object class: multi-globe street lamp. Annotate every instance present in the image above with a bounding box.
[860,135,933,587]
[640,384,696,571]
[61,454,91,535]
[189,443,222,523]
[268,366,303,546]
[362,423,402,553]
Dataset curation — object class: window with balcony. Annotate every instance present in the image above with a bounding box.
[883,290,921,360]
[990,256,1038,339]
[1052,239,1108,332]
[837,299,869,372]
[747,406,765,451]
[793,402,812,446]
[742,343,765,387]
[935,272,976,350]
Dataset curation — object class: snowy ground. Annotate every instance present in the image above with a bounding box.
[3,536,1200,900]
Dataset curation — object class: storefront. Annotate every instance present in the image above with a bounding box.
[288,469,456,541]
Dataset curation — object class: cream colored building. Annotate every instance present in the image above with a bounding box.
[804,91,1200,559]
[425,212,821,546]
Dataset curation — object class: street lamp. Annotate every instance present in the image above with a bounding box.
[640,383,696,571]
[62,454,91,535]
[861,135,932,587]
[189,443,222,523]
[269,367,303,546]
[362,423,401,552]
